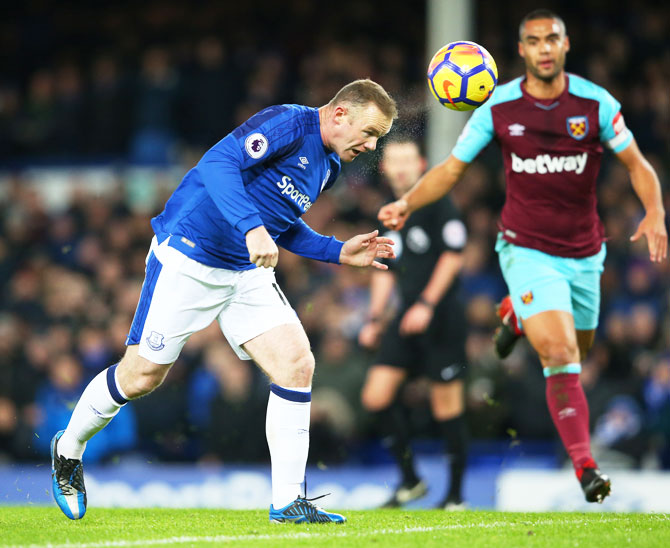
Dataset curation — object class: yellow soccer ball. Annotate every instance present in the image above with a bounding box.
[427,41,498,111]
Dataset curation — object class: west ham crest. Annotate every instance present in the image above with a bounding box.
[521,291,534,305]
[566,116,589,140]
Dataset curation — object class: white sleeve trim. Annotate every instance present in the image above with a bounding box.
[607,128,632,152]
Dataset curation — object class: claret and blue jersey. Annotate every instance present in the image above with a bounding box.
[151,104,343,270]
[452,73,634,258]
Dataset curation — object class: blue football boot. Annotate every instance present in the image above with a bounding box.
[269,496,346,524]
[51,430,87,519]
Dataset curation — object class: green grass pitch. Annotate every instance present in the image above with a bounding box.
[1,507,669,547]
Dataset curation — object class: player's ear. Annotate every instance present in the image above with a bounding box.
[564,35,570,53]
[518,40,525,58]
[333,104,347,125]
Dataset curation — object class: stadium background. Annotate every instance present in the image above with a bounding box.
[1,0,669,510]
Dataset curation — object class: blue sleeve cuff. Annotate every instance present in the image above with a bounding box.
[325,237,344,264]
[236,214,264,235]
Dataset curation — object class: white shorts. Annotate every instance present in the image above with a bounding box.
[126,236,300,362]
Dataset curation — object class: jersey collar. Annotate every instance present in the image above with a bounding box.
[520,74,569,110]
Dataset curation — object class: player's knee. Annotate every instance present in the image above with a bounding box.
[118,352,171,398]
[361,374,398,413]
[361,383,394,412]
[430,384,463,420]
[535,337,579,366]
[289,351,315,385]
[361,367,405,411]
[129,372,164,397]
[431,400,463,421]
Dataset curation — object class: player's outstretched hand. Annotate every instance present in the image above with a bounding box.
[378,199,409,230]
[246,225,279,268]
[630,209,668,263]
[340,230,395,270]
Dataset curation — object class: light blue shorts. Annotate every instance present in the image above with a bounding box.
[495,234,606,330]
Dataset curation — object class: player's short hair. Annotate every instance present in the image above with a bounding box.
[518,9,566,40]
[330,79,398,121]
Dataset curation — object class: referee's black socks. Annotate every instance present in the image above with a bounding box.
[370,403,420,486]
[437,414,468,502]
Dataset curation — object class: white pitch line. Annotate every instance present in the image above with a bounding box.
[6,516,641,548]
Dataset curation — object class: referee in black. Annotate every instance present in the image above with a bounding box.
[359,135,468,509]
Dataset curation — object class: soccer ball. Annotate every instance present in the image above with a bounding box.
[427,41,498,111]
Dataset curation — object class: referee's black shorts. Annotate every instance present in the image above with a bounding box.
[372,303,468,383]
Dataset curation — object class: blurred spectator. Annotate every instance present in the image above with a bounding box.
[0,85,22,158]
[129,47,180,164]
[85,54,131,157]
[33,355,137,464]
[52,64,85,156]
[644,356,670,468]
[188,341,268,463]
[592,395,646,467]
[180,37,244,150]
[130,355,194,461]
[13,70,57,157]
[311,328,367,463]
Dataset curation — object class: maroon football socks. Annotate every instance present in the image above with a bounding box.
[545,370,594,475]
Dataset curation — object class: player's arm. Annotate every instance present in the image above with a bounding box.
[358,269,396,349]
[276,221,395,268]
[199,110,306,267]
[198,141,279,267]
[615,139,667,262]
[599,92,667,262]
[199,140,264,237]
[275,218,344,263]
[399,250,464,336]
[339,229,396,270]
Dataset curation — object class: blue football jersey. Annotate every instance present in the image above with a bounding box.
[151,104,343,270]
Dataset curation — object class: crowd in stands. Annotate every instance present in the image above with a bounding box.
[1,0,669,470]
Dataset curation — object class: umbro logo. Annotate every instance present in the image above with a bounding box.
[508,123,525,136]
[558,407,577,420]
[88,404,105,417]
[297,156,309,170]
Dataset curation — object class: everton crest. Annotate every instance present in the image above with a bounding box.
[146,331,165,351]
